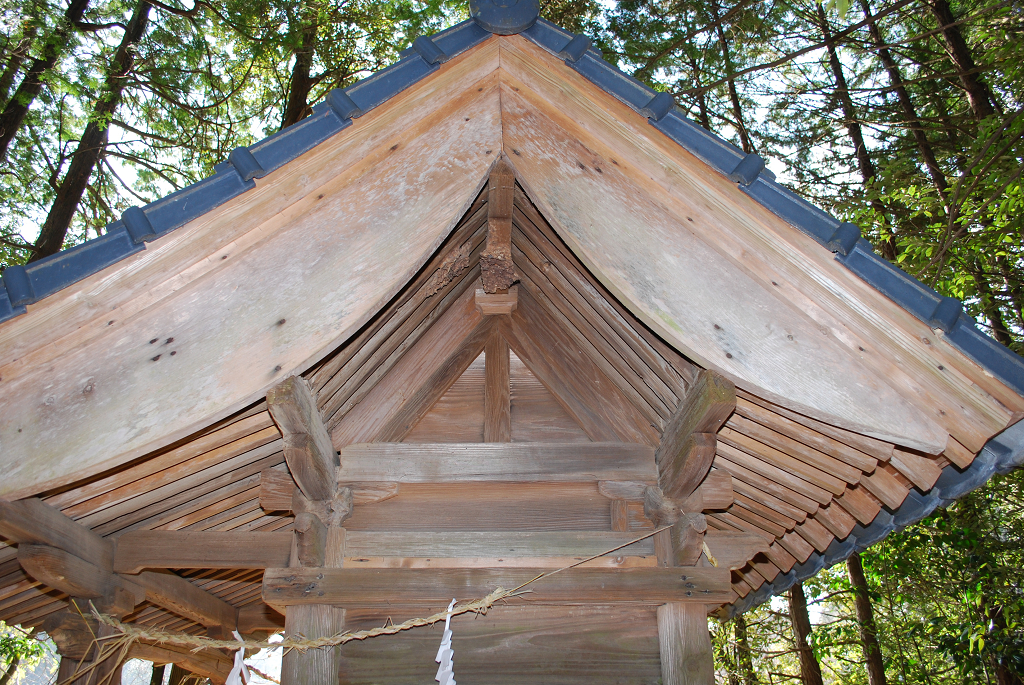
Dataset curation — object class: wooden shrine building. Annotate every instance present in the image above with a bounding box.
[2,1,1024,682]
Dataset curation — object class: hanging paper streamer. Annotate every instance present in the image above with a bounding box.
[434,599,457,685]
[226,630,251,685]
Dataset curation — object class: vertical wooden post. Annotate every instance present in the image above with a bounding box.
[657,603,715,685]
[282,605,346,685]
[484,333,511,442]
[53,620,123,685]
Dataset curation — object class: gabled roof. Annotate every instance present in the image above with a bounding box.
[1,2,1023,619]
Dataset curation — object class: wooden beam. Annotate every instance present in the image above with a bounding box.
[114,530,292,574]
[657,603,715,685]
[259,468,399,511]
[481,156,518,293]
[657,370,736,501]
[337,442,657,483]
[132,570,238,632]
[703,530,770,570]
[267,375,337,502]
[345,531,655,558]
[17,545,144,605]
[263,566,733,608]
[343,556,657,569]
[113,530,654,570]
[0,498,113,569]
[128,642,233,684]
[476,286,518,315]
[484,332,512,442]
[670,514,707,567]
[238,603,285,634]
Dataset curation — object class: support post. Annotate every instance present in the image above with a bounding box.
[657,603,715,685]
[282,605,346,685]
[47,604,125,685]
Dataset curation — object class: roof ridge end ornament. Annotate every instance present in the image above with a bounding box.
[470,0,540,35]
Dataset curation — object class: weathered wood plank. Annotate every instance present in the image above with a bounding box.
[343,556,657,569]
[344,483,611,532]
[513,192,694,400]
[237,602,285,634]
[484,332,512,442]
[344,531,655,558]
[890,448,943,491]
[703,529,769,570]
[342,604,660,685]
[726,413,865,484]
[498,40,959,452]
[267,376,337,501]
[263,566,733,607]
[0,51,504,500]
[113,530,292,573]
[734,397,878,471]
[259,468,398,510]
[513,251,668,429]
[476,286,519,314]
[337,442,656,483]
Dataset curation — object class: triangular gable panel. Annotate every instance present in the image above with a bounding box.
[403,350,593,443]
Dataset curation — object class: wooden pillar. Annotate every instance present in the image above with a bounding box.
[52,619,123,685]
[657,603,715,685]
[282,605,346,685]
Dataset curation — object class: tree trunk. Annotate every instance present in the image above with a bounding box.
[687,54,712,131]
[857,0,950,208]
[972,260,1013,346]
[709,0,754,153]
[0,0,91,161]
[0,17,40,106]
[929,0,997,120]
[734,613,758,685]
[788,583,824,685]
[815,2,896,259]
[847,553,887,685]
[0,655,20,685]
[31,0,151,262]
[279,14,318,130]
